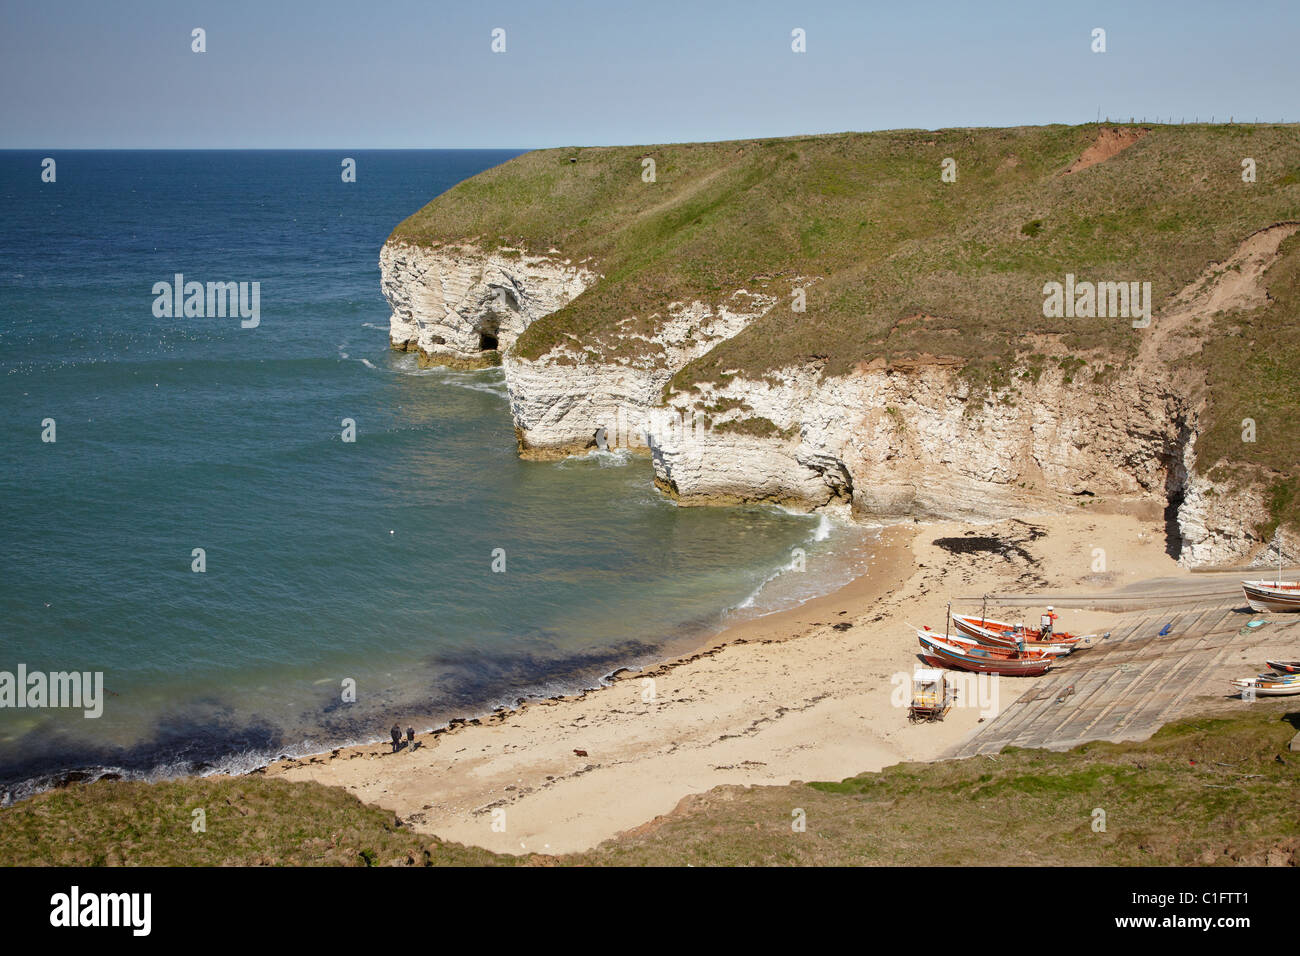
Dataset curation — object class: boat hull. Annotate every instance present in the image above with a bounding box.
[916,632,1053,676]
[921,628,1054,660]
[951,614,1081,652]
[1231,678,1300,697]
[1241,581,1300,613]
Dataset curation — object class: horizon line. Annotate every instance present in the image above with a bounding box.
[4,118,1299,153]
[0,146,537,152]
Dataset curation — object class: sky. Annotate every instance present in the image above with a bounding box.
[2,0,1298,148]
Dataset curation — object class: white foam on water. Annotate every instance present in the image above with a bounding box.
[724,516,879,620]
[558,447,635,468]
[398,364,509,396]
[452,378,509,397]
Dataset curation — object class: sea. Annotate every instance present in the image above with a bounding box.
[0,150,877,801]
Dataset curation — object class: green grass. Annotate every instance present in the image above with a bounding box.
[3,708,1296,866]
[0,776,510,866]
[566,705,1300,866]
[390,124,1300,383]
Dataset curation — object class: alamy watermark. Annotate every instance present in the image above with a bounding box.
[152,274,260,328]
[0,665,104,718]
[891,669,1000,718]
[1042,274,1152,328]
[594,405,711,451]
[50,886,150,936]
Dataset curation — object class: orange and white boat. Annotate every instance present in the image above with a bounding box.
[950,608,1085,655]
[914,629,1054,676]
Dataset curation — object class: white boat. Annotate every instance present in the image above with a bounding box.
[1230,674,1300,697]
[1241,579,1300,613]
[1241,533,1300,612]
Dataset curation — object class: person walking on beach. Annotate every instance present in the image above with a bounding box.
[390,723,402,753]
[406,726,415,750]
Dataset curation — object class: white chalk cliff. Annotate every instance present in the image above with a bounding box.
[381,224,1298,569]
[380,241,597,368]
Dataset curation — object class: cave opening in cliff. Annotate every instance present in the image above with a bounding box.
[1161,423,1192,561]
[1163,487,1185,561]
[478,330,499,352]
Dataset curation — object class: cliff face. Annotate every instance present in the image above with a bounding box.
[1177,446,1270,568]
[380,241,597,368]
[651,363,1186,518]
[379,215,1296,570]
[505,291,776,457]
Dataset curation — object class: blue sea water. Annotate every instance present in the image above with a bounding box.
[0,150,875,798]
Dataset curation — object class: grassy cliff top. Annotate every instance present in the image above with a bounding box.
[390,123,1300,379]
[391,124,1300,529]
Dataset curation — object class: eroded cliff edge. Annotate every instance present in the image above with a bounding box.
[380,126,1300,569]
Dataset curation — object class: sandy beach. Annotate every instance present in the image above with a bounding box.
[268,509,1185,855]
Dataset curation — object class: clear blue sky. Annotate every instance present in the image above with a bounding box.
[2,0,1298,148]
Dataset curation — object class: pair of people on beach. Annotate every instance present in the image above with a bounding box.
[390,724,415,753]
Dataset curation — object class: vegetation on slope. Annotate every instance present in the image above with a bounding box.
[0,776,506,866]
[390,123,1300,529]
[1199,232,1300,537]
[390,124,1300,377]
[2,708,1296,866]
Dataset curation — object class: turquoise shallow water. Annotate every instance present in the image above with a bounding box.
[0,150,875,798]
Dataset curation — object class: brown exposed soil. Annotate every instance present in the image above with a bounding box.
[1065,127,1149,174]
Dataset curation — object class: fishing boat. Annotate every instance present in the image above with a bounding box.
[918,626,1056,659]
[915,629,1054,676]
[1241,533,1300,612]
[950,614,1081,655]
[1264,659,1300,674]
[1230,673,1300,697]
[951,597,1091,650]
[1241,580,1300,613]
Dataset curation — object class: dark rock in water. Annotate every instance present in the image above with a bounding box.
[55,771,94,788]
[100,772,121,782]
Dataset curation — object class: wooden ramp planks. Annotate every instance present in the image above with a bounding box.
[947,599,1300,758]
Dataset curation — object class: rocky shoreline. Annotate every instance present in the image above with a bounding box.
[380,222,1300,569]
